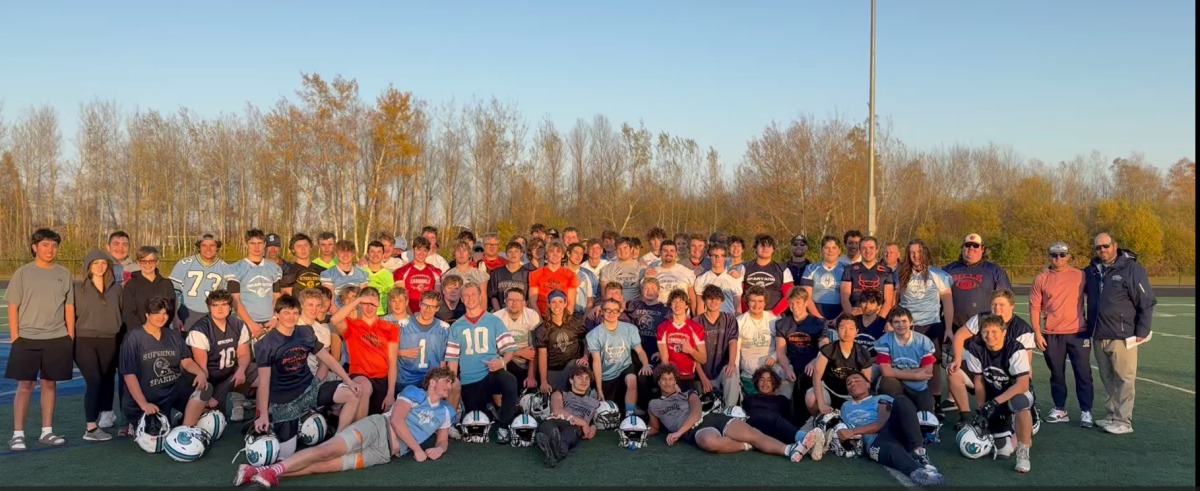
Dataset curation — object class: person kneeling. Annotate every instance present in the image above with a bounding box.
[121,297,210,439]
[236,367,458,488]
[535,365,600,467]
[962,314,1035,474]
[834,373,944,486]
[647,364,805,461]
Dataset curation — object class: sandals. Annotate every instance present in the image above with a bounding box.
[9,435,26,451]
[38,433,66,446]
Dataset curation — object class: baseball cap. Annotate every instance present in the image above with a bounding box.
[1048,242,1069,254]
[963,233,983,246]
[709,232,728,245]
[266,233,282,248]
[547,228,560,238]
[195,232,222,249]
[790,234,808,246]
[394,237,409,252]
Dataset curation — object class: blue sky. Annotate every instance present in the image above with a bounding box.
[0,0,1194,168]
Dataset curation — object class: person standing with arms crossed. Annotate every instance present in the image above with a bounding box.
[1029,242,1093,428]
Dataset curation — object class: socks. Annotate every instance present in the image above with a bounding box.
[41,427,52,438]
[625,404,636,415]
[12,431,24,438]
[934,394,942,406]
[794,430,807,445]
[742,442,754,451]
[265,463,287,476]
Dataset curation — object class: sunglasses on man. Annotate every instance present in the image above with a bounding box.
[962,243,982,249]
[1095,243,1113,251]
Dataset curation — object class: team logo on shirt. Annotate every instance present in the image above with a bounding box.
[905,279,928,299]
[553,332,575,352]
[603,339,629,365]
[845,407,874,427]
[819,273,836,290]
[746,271,777,288]
[953,274,982,290]
[749,331,771,348]
[414,408,434,426]
[891,356,919,371]
[244,274,275,298]
[984,367,1010,391]
[153,357,173,378]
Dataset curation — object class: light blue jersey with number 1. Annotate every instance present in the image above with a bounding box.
[398,317,451,386]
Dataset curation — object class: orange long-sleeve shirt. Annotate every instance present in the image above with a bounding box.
[1029,266,1085,335]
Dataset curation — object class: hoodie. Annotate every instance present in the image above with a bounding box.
[1085,253,1156,340]
[121,267,177,330]
[75,249,124,338]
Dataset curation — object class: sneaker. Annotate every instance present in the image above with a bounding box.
[233,464,259,486]
[1105,422,1134,435]
[1094,415,1115,429]
[1045,408,1070,423]
[98,411,116,429]
[231,404,247,422]
[784,443,804,462]
[448,426,463,441]
[251,469,279,489]
[1015,443,1031,473]
[938,399,959,412]
[496,428,511,444]
[83,428,113,442]
[909,467,945,487]
[796,430,820,461]
[118,424,132,438]
[914,447,932,469]
[1079,411,1094,429]
[535,432,558,468]
[808,429,827,461]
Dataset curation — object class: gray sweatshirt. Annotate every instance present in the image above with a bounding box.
[75,248,123,338]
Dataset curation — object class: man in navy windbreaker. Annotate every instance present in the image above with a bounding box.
[1085,233,1155,436]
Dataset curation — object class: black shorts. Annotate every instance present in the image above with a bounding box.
[683,413,736,446]
[5,336,74,382]
[600,365,638,401]
[121,380,195,425]
[352,374,391,415]
[209,366,258,403]
[815,303,843,321]
[912,323,944,358]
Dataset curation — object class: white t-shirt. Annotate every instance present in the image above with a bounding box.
[736,311,779,378]
[694,270,744,314]
[498,307,541,368]
[582,259,609,284]
[654,263,697,304]
[306,322,339,381]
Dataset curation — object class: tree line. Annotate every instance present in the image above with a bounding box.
[0,73,1193,277]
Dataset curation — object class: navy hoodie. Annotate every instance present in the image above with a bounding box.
[943,259,1012,329]
[1085,253,1155,340]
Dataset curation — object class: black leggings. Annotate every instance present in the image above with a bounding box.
[869,395,926,476]
[537,419,582,452]
[748,413,800,443]
[74,337,119,424]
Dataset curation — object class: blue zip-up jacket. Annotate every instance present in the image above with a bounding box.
[1085,253,1155,340]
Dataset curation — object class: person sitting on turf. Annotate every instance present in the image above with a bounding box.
[185,289,259,419]
[947,289,1036,427]
[744,366,825,459]
[535,364,601,467]
[235,367,458,488]
[253,295,365,461]
[647,363,808,461]
[806,312,873,416]
[962,314,1035,474]
[874,307,937,413]
[587,298,653,416]
[121,297,211,435]
[835,372,944,486]
[329,287,400,415]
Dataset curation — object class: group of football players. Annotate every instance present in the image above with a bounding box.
[10,224,1057,488]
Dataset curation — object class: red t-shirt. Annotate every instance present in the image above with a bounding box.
[655,318,706,378]
[481,257,507,272]
[344,317,399,379]
[393,263,442,314]
[528,266,580,317]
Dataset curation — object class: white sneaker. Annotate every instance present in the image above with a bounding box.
[1105,423,1134,435]
[97,411,116,429]
[496,428,511,444]
[808,429,828,461]
[1045,408,1069,423]
[230,405,246,422]
[1079,411,1094,428]
[1015,443,1031,473]
[1095,416,1115,429]
[449,426,463,441]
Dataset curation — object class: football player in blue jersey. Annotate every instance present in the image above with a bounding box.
[169,232,228,332]
[397,291,452,393]
[236,367,458,487]
[446,282,519,443]
[226,229,284,340]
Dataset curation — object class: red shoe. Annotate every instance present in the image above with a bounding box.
[251,469,279,488]
[233,465,259,486]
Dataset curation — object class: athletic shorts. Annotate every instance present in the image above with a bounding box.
[985,391,1033,434]
[912,323,945,358]
[209,366,258,403]
[5,336,73,381]
[600,365,638,401]
[121,378,197,425]
[351,375,390,415]
[269,378,344,423]
[683,413,736,446]
[338,413,394,471]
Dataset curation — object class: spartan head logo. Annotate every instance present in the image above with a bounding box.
[819,273,836,290]
[153,358,173,378]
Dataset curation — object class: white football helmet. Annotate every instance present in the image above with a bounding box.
[593,401,621,430]
[700,391,723,415]
[459,410,492,443]
[1030,404,1041,436]
[299,410,329,446]
[518,389,551,420]
[196,409,227,441]
[164,426,210,462]
[509,414,539,447]
[721,405,748,419]
[828,422,863,458]
[956,424,994,459]
[813,410,842,432]
[917,410,942,444]
[135,412,171,454]
[617,415,649,449]
[240,427,281,466]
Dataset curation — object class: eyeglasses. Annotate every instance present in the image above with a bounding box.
[1095,243,1113,251]
[962,243,982,249]
[138,259,159,264]
[602,308,621,314]
[420,303,439,309]
[1049,253,1068,259]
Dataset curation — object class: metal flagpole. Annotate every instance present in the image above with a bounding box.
[867,0,877,236]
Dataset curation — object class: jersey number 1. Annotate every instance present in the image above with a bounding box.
[460,327,491,356]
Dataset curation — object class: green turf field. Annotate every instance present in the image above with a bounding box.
[1,296,1194,487]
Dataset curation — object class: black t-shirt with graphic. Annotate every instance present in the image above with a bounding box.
[255,324,325,404]
[120,327,193,406]
[818,341,872,397]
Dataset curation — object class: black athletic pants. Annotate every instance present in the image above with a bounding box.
[869,395,925,476]
[74,337,119,424]
[1045,333,1094,412]
[748,413,800,444]
[536,418,582,452]
[461,370,518,427]
[876,377,935,413]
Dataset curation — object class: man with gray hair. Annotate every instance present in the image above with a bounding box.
[1085,233,1155,435]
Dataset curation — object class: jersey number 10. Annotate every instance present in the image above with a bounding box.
[460,327,491,356]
